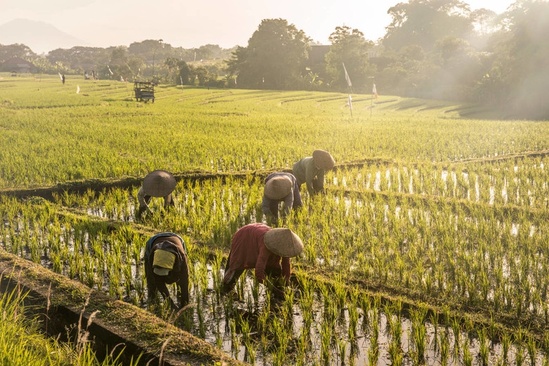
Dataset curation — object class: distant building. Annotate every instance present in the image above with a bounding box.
[1,57,36,73]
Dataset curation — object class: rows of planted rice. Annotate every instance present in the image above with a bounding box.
[4,75,549,188]
[2,160,549,364]
[332,156,549,209]
[45,157,549,328]
[2,193,549,365]
[3,74,549,365]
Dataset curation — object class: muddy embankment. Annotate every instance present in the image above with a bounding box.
[0,248,247,366]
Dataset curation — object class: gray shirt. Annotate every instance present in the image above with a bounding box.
[292,157,325,195]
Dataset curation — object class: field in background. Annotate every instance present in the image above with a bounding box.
[2,73,545,188]
[2,73,549,365]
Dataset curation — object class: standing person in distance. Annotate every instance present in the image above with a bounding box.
[262,172,302,224]
[292,149,335,196]
[136,170,176,219]
[221,223,303,299]
[144,232,189,310]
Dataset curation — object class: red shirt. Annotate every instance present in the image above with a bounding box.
[227,223,291,283]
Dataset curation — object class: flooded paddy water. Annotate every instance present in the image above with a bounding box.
[2,159,549,364]
[170,263,546,366]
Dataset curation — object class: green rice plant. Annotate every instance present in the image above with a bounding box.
[272,316,290,366]
[240,318,256,365]
[281,288,295,331]
[386,302,404,364]
[543,332,549,358]
[516,345,525,366]
[451,316,461,358]
[501,332,511,363]
[527,334,537,366]
[295,329,309,366]
[461,336,473,366]
[336,337,346,366]
[256,305,271,359]
[367,304,380,366]
[388,337,404,366]
[195,296,207,339]
[515,329,526,366]
[427,310,438,351]
[347,288,360,345]
[210,251,224,296]
[359,294,372,333]
[410,307,427,365]
[229,317,240,358]
[478,327,490,366]
[320,316,333,365]
[439,329,450,366]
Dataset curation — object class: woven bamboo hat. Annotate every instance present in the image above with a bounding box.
[142,170,176,197]
[264,175,292,200]
[312,150,335,170]
[264,228,304,257]
[153,249,175,276]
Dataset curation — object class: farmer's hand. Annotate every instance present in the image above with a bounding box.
[272,287,285,300]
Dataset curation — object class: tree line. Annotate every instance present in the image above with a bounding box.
[1,0,548,119]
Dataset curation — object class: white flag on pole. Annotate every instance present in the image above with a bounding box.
[76,85,80,94]
[342,63,352,88]
[372,83,378,98]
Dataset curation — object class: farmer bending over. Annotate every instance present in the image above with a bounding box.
[221,223,303,299]
[262,172,302,224]
[292,149,335,196]
[144,232,189,309]
[136,170,176,219]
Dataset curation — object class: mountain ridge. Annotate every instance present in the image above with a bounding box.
[0,19,88,54]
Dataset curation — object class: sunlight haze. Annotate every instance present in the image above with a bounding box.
[1,0,516,50]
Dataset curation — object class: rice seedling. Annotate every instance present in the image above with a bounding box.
[462,336,473,366]
[478,327,490,366]
[410,307,427,365]
[439,328,450,366]
[367,303,380,366]
[527,335,538,366]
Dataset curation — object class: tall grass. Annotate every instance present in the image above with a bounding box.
[0,283,140,365]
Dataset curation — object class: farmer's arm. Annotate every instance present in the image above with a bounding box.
[312,169,325,193]
[254,245,269,283]
[292,180,303,208]
[156,280,177,309]
[282,257,291,285]
[282,192,294,216]
[305,164,316,195]
[261,195,274,216]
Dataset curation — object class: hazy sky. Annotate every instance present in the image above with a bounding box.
[1,0,516,49]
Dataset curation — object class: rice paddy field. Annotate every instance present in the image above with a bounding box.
[2,73,549,365]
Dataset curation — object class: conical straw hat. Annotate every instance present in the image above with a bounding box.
[142,170,176,197]
[264,175,292,200]
[264,228,304,257]
[312,150,335,170]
